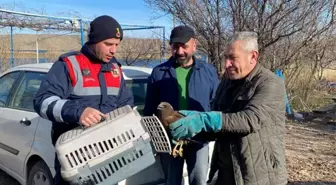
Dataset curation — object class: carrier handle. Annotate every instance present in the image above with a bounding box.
[79,115,106,130]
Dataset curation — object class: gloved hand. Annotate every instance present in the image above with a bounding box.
[169,111,222,140]
[179,110,200,116]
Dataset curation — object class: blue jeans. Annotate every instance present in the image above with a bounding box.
[160,143,209,185]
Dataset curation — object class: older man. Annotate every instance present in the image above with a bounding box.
[168,32,288,185]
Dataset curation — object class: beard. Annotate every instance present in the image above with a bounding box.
[96,51,105,61]
[90,46,106,62]
[175,54,192,65]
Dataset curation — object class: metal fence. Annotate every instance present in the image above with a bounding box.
[0,9,167,72]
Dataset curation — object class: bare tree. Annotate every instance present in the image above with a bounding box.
[296,27,336,101]
[117,38,161,66]
[145,0,336,111]
[145,0,231,70]
[145,0,336,71]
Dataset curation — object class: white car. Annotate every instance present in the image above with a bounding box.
[0,63,215,185]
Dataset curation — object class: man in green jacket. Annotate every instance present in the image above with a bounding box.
[168,31,288,185]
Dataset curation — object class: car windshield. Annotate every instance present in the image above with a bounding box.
[125,78,148,115]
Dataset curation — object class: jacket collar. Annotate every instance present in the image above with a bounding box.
[245,63,261,83]
[224,63,261,90]
[81,43,121,72]
[81,43,102,63]
[161,56,204,70]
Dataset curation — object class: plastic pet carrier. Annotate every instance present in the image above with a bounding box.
[55,105,171,185]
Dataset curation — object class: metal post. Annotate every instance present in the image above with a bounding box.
[161,26,166,63]
[10,26,14,68]
[80,19,85,46]
[36,39,39,63]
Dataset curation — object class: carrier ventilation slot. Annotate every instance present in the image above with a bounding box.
[77,149,144,184]
[141,116,171,153]
[65,129,136,168]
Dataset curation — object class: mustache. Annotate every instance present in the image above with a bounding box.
[174,55,187,59]
[226,67,236,70]
[174,54,186,58]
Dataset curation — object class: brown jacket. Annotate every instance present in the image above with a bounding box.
[210,64,288,185]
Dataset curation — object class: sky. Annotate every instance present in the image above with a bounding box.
[0,0,174,38]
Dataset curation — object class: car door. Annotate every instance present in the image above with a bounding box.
[0,71,22,166]
[0,71,46,178]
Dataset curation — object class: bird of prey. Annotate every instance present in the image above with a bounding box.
[157,102,189,158]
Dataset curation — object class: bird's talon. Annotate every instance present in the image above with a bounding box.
[178,141,184,157]
[171,141,185,158]
[172,144,179,158]
[178,147,183,157]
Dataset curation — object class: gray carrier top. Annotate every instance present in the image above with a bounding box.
[55,105,171,185]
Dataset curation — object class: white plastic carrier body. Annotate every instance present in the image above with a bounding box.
[55,105,171,185]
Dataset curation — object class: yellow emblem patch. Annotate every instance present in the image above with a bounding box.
[116,28,121,38]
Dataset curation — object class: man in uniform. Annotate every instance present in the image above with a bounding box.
[33,15,134,185]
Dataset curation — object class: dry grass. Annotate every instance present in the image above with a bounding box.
[323,69,336,81]
[284,65,336,112]
[286,120,336,185]
[0,34,164,57]
[0,34,82,51]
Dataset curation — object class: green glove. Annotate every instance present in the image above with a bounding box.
[179,110,199,116]
[169,111,222,140]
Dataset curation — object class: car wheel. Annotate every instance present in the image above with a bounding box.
[27,161,53,185]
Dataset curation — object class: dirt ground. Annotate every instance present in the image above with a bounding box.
[0,120,335,185]
[286,120,336,185]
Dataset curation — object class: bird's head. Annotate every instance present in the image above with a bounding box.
[157,102,182,128]
[157,102,174,111]
[157,102,175,118]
